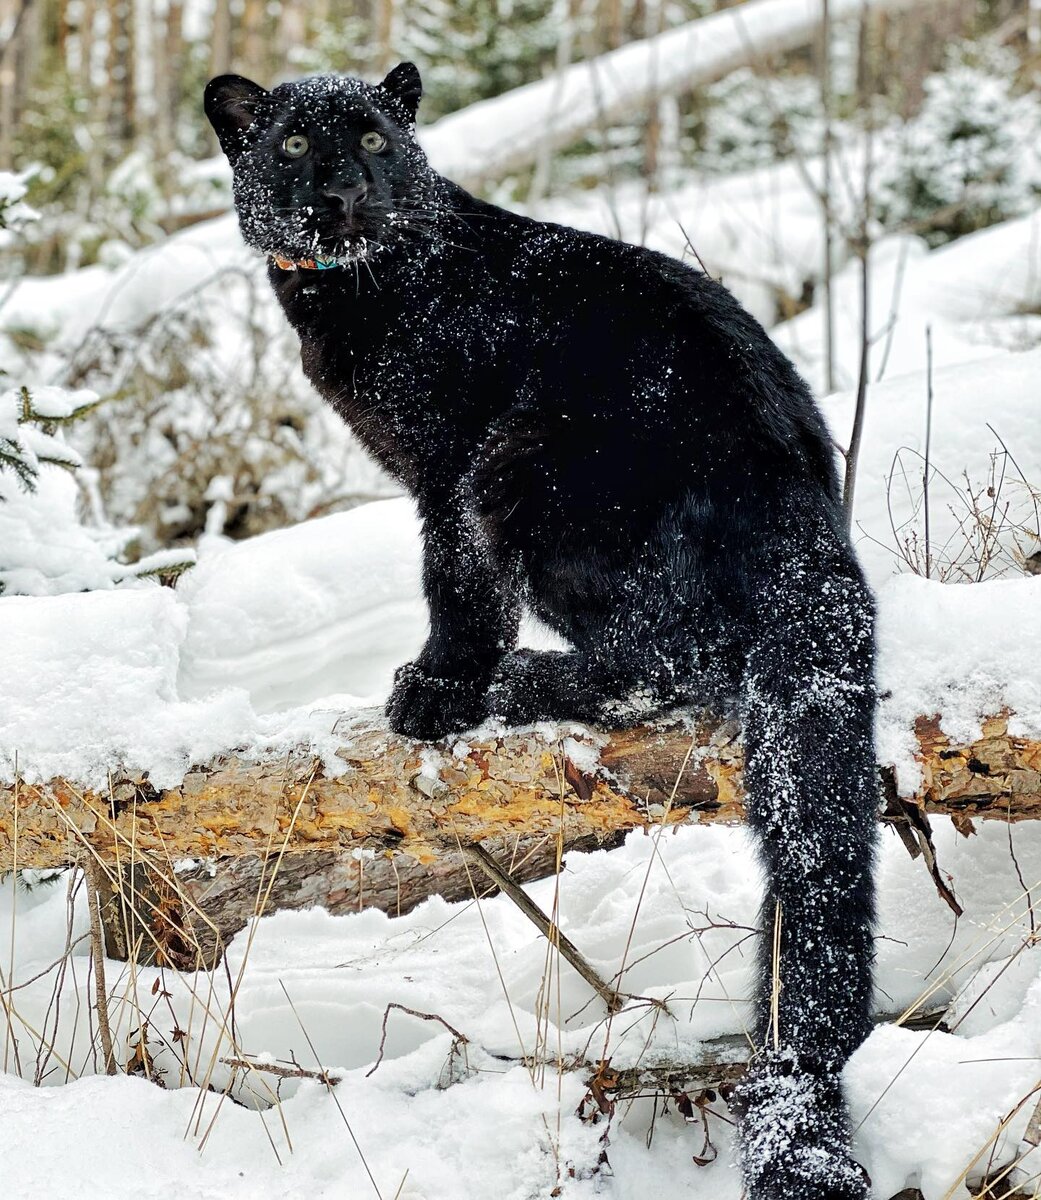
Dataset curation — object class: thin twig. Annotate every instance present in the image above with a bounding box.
[769,900,782,1051]
[842,32,875,528]
[221,1055,342,1086]
[924,326,934,578]
[461,843,624,1013]
[84,858,118,1075]
[366,1003,470,1079]
[819,0,835,393]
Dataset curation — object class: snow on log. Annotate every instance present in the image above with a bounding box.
[1,712,1038,866]
[0,712,1036,964]
[2,713,1040,871]
[422,0,956,188]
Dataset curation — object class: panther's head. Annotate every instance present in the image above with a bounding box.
[204,63,441,265]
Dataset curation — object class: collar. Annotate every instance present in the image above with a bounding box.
[270,254,342,271]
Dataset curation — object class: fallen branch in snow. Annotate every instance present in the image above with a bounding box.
[220,1056,342,1088]
[1,712,1038,964]
[421,0,960,188]
[500,1004,950,1101]
[459,841,627,1010]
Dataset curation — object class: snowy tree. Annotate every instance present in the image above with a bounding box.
[698,67,825,173]
[0,170,39,235]
[0,385,193,596]
[0,168,40,282]
[875,45,1041,245]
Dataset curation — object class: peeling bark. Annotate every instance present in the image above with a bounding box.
[2,713,1038,965]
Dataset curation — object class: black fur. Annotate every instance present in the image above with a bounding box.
[207,65,879,1198]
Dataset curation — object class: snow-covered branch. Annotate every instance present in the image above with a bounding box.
[421,0,954,187]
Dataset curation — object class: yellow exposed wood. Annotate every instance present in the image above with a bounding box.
[1,713,1039,873]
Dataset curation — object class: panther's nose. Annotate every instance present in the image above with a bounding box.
[322,184,367,215]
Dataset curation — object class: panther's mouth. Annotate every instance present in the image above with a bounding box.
[269,237,377,269]
[311,213,388,261]
[267,223,381,267]
[251,198,412,267]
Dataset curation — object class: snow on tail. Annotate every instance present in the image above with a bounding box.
[734,494,878,1200]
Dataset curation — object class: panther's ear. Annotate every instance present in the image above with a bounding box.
[380,62,422,122]
[204,74,269,162]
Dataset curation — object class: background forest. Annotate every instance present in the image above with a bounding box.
[2,0,1040,581]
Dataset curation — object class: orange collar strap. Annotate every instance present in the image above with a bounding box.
[270,254,341,271]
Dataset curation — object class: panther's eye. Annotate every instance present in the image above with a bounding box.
[361,131,387,153]
[282,134,310,158]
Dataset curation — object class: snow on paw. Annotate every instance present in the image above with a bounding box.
[734,1051,869,1200]
[385,658,488,740]
[485,648,571,726]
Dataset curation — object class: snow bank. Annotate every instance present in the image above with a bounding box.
[1,812,1040,1198]
[0,579,374,789]
[774,215,1041,390]
[1,330,1039,791]
[824,344,1041,586]
[0,589,260,786]
[0,527,1037,792]
[877,573,1041,790]
[0,1066,603,1200]
[178,499,426,711]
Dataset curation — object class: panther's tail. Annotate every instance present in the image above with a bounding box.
[734,493,878,1200]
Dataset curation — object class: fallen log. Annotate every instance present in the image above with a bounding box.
[424,0,958,188]
[1,712,1038,966]
[508,1003,954,1105]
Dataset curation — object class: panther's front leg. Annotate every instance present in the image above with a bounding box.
[386,485,520,740]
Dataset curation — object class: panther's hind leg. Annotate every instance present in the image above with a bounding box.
[485,646,673,727]
[485,587,735,727]
[485,524,741,729]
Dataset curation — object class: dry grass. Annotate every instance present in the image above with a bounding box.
[863,428,1041,584]
[1,739,1040,1197]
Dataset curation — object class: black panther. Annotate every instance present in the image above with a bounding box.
[205,63,878,1199]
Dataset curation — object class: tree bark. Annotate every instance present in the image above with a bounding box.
[209,0,231,81]
[3,712,1038,966]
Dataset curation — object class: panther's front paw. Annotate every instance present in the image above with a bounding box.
[484,648,555,726]
[386,659,489,741]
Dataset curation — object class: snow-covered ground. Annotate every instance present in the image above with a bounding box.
[0,348,1039,1197]
[1,137,1040,1198]
[2,793,1041,1197]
